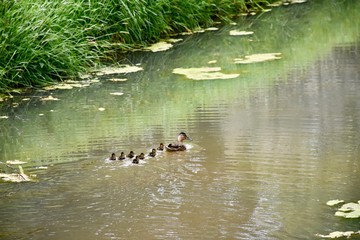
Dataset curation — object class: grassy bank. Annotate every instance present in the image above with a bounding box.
[0,0,270,93]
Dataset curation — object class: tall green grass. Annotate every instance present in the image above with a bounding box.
[0,0,269,93]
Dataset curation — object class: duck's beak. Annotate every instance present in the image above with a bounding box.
[186,135,193,141]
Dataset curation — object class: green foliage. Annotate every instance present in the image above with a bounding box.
[0,0,269,92]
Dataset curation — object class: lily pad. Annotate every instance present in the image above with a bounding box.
[95,65,143,76]
[326,199,345,206]
[166,38,183,43]
[0,166,32,182]
[208,60,217,64]
[6,160,27,165]
[109,92,124,96]
[205,27,219,31]
[145,41,173,52]
[316,231,359,239]
[172,67,239,80]
[41,96,60,101]
[234,53,282,64]
[109,78,127,82]
[335,201,360,218]
[229,30,254,36]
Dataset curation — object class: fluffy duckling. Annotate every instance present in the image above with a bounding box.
[138,153,145,160]
[148,148,156,157]
[110,153,116,160]
[166,132,192,151]
[157,143,164,151]
[132,156,139,164]
[118,152,125,160]
[127,151,135,159]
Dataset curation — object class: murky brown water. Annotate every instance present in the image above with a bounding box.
[1,1,360,239]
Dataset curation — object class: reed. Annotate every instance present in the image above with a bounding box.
[0,0,270,93]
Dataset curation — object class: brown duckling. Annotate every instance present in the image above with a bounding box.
[157,143,164,151]
[118,152,125,160]
[127,151,135,159]
[110,153,116,160]
[132,156,139,164]
[148,148,156,157]
[138,153,145,160]
[166,132,192,151]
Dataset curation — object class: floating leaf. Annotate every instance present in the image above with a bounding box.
[316,231,359,239]
[166,38,183,43]
[326,199,345,206]
[0,116,9,119]
[0,173,31,182]
[41,96,60,101]
[43,84,73,90]
[208,60,217,64]
[145,41,173,52]
[109,92,124,96]
[205,27,219,31]
[234,53,282,64]
[95,65,143,76]
[6,160,27,165]
[0,166,32,182]
[335,202,360,218]
[173,67,239,80]
[109,78,127,82]
[229,30,254,36]
[98,107,105,111]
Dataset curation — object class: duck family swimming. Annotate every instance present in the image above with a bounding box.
[108,132,192,163]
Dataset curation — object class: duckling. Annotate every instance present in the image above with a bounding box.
[127,151,135,159]
[132,156,139,164]
[148,148,156,157]
[118,152,125,160]
[110,153,116,160]
[138,153,145,160]
[166,132,192,151]
[157,143,164,151]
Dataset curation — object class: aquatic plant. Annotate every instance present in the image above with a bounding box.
[316,200,360,239]
[0,0,273,93]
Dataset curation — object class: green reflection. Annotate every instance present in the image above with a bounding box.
[0,0,359,166]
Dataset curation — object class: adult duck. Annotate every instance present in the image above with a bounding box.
[166,132,192,151]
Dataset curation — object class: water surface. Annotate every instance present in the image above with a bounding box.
[1,1,360,239]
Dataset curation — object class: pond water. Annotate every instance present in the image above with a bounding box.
[1,1,360,239]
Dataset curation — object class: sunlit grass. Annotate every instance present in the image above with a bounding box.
[0,0,270,93]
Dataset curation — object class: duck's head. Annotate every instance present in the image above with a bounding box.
[152,148,156,153]
[178,132,192,142]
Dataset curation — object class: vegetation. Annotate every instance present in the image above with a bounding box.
[0,0,270,93]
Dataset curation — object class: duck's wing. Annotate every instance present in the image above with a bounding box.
[166,143,186,151]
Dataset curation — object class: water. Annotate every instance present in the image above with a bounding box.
[1,1,360,239]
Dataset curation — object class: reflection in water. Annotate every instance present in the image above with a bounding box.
[1,1,360,239]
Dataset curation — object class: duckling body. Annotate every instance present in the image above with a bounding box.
[148,148,156,157]
[110,153,116,160]
[166,132,192,151]
[118,152,125,160]
[127,151,135,159]
[132,156,139,164]
[138,153,145,160]
[157,143,164,151]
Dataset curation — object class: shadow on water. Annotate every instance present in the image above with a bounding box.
[0,0,360,239]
